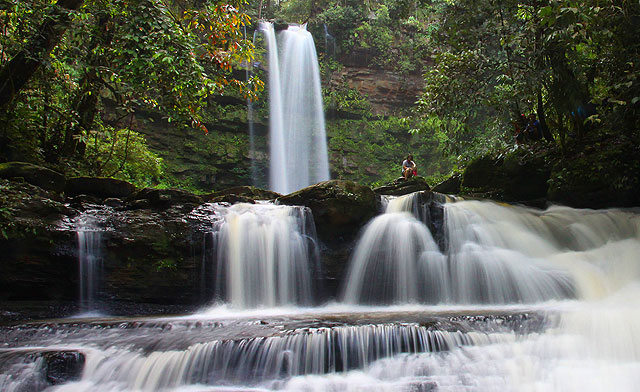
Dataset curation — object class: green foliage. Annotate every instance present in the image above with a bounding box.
[417,0,640,164]
[155,258,178,271]
[0,0,260,183]
[326,115,455,187]
[81,126,164,187]
[324,84,372,117]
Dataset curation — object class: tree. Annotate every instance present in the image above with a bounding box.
[0,0,84,108]
[417,0,640,157]
[0,0,261,169]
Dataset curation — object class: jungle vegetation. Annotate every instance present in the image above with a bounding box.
[1,0,638,191]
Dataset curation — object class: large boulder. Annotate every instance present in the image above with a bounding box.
[206,186,282,204]
[0,162,66,192]
[65,176,136,198]
[462,151,550,204]
[373,176,430,196]
[433,174,461,194]
[277,180,381,243]
[130,188,203,208]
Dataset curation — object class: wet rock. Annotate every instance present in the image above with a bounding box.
[433,174,461,194]
[206,186,281,203]
[0,180,77,301]
[43,351,85,384]
[126,198,151,210]
[208,194,256,204]
[373,176,430,196]
[131,188,203,208]
[0,162,66,193]
[104,197,123,208]
[277,180,380,243]
[65,176,136,198]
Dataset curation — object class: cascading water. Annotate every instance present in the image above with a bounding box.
[260,22,330,194]
[203,202,320,308]
[4,196,640,391]
[75,214,104,313]
[342,193,577,304]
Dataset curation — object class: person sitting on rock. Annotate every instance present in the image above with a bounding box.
[402,155,417,180]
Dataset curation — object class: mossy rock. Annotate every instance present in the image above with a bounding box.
[462,150,550,203]
[131,188,203,208]
[373,176,430,196]
[0,162,66,192]
[277,180,380,243]
[65,176,136,198]
[547,137,640,208]
[206,186,281,203]
[433,174,461,194]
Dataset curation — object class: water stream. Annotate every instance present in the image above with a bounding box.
[2,196,640,391]
[75,213,105,315]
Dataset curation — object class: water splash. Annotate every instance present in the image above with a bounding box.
[260,22,330,194]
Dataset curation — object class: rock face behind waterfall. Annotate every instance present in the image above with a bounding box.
[277,180,380,242]
[0,173,383,309]
[278,180,381,296]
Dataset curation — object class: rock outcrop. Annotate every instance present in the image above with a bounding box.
[433,174,462,194]
[277,180,381,243]
[206,186,281,204]
[373,176,430,196]
[65,176,136,198]
[461,152,550,207]
[0,162,66,193]
[329,66,424,115]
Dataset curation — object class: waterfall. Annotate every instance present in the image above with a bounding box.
[341,193,640,305]
[323,24,336,56]
[260,22,330,195]
[0,319,518,391]
[76,215,104,313]
[205,202,320,308]
[6,197,640,391]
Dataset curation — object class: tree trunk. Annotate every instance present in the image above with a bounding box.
[62,13,112,158]
[536,88,553,141]
[0,0,84,108]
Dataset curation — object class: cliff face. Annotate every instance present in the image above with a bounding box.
[130,52,426,192]
[330,66,424,115]
[0,175,387,308]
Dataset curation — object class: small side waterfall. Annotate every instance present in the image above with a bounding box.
[205,202,320,308]
[260,22,330,194]
[76,215,104,313]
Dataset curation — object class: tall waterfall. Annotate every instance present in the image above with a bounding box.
[204,202,320,308]
[260,22,330,195]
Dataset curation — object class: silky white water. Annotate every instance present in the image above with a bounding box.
[205,202,320,308]
[3,197,640,391]
[260,22,330,194]
[75,214,104,313]
[342,193,640,304]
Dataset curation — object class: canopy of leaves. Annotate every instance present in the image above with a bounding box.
[418,0,640,158]
[0,0,261,182]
